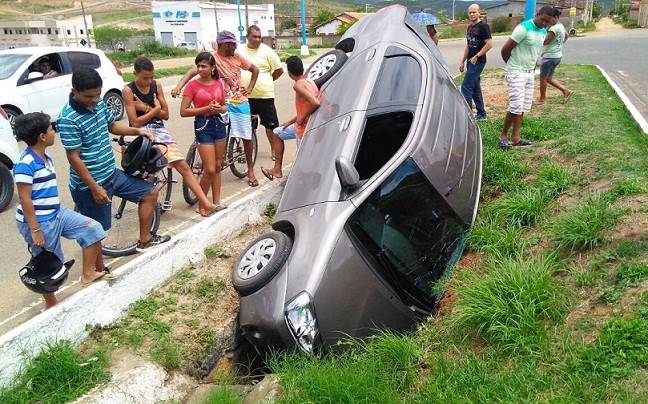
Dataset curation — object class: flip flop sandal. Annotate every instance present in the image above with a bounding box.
[499,138,511,150]
[261,167,274,181]
[511,139,532,147]
[247,179,259,187]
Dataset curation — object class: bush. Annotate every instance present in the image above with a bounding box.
[491,16,511,33]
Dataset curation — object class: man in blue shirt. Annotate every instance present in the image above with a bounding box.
[59,67,170,252]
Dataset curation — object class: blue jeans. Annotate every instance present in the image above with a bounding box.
[17,207,105,263]
[461,61,486,116]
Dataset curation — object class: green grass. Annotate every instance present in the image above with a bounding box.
[0,341,110,403]
[265,65,648,401]
[5,63,648,402]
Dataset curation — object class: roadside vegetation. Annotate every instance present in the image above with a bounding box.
[2,61,647,403]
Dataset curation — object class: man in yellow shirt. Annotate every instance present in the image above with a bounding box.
[238,25,284,161]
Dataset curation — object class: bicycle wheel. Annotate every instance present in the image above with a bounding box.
[182,142,203,205]
[102,198,161,257]
[228,132,258,179]
[153,167,173,214]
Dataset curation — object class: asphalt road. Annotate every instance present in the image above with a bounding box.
[1,24,646,334]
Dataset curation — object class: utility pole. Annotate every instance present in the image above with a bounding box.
[81,0,91,48]
[213,0,219,35]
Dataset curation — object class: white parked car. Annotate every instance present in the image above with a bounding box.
[176,42,197,50]
[0,106,20,212]
[0,46,125,129]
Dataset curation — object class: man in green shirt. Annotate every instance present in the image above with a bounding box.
[498,6,553,149]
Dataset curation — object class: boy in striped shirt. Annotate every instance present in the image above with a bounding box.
[13,112,111,308]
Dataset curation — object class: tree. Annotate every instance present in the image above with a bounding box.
[94,26,134,51]
[281,19,297,30]
[310,10,335,34]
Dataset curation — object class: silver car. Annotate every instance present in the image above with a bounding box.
[232,5,482,354]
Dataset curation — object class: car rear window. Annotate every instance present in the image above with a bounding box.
[66,51,101,70]
[347,157,468,310]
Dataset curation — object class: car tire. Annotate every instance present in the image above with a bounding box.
[232,231,292,296]
[0,163,15,212]
[305,49,348,88]
[3,106,21,138]
[103,91,124,120]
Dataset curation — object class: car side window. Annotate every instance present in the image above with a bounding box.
[369,52,421,106]
[67,51,101,70]
[354,111,412,180]
[347,157,468,309]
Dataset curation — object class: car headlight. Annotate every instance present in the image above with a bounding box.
[284,291,319,353]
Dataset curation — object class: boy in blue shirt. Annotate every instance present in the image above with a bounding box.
[13,112,112,309]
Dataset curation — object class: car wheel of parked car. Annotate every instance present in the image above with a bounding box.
[0,163,15,212]
[103,91,124,120]
[232,231,292,296]
[3,106,20,137]
[306,49,348,88]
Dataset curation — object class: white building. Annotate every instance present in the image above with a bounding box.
[152,1,275,50]
[0,15,94,50]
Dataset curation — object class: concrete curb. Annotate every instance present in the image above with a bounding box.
[0,180,284,387]
[596,65,648,135]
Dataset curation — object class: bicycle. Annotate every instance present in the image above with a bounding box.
[101,136,174,257]
[182,114,259,205]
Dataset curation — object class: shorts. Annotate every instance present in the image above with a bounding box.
[273,124,301,149]
[16,207,105,263]
[71,169,154,231]
[227,102,252,140]
[505,71,535,115]
[194,115,227,144]
[248,98,279,130]
[142,123,184,163]
[539,57,561,78]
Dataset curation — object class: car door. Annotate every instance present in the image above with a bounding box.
[22,52,71,119]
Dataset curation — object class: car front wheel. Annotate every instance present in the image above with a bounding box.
[103,91,124,120]
[0,163,15,212]
[232,231,292,296]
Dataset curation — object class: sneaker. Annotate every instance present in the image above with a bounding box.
[475,113,488,121]
[136,234,171,252]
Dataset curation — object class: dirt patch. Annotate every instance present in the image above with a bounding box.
[84,218,274,379]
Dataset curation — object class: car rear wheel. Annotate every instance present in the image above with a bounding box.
[0,163,15,212]
[232,231,292,296]
[305,49,348,88]
[104,91,124,121]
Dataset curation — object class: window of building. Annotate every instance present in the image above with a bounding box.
[80,29,84,34]
[48,28,52,34]
[67,30,71,35]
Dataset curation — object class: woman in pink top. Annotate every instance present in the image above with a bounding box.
[179,52,228,211]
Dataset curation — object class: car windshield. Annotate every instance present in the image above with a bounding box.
[0,54,30,80]
[348,157,468,311]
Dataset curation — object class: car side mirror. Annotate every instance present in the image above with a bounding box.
[25,71,44,83]
[335,156,359,188]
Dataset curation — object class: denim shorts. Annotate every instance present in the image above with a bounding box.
[540,57,561,78]
[17,207,105,263]
[71,169,154,230]
[273,124,301,149]
[194,115,227,144]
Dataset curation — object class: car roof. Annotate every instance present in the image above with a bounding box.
[0,46,105,55]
